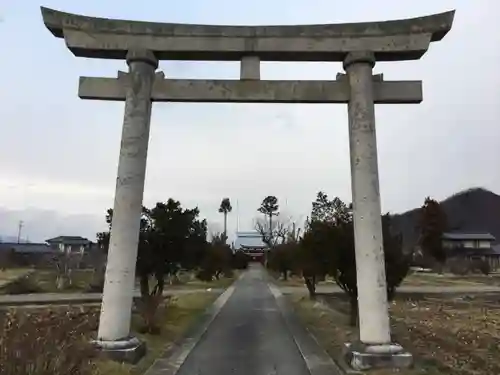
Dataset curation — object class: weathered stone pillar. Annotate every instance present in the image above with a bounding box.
[343,51,412,370]
[95,49,157,363]
[344,51,391,345]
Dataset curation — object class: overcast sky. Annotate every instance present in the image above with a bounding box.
[0,0,499,242]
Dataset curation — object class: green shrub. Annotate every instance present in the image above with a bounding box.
[449,258,470,276]
[448,257,491,276]
[223,269,234,278]
[471,258,491,275]
[232,252,250,270]
[2,276,42,294]
[136,295,171,335]
[86,281,104,293]
[196,269,214,282]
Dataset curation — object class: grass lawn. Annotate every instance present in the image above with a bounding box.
[176,274,239,290]
[0,269,238,295]
[400,272,500,287]
[0,269,97,294]
[272,271,500,289]
[444,274,500,286]
[35,269,96,292]
[290,292,500,375]
[0,268,33,287]
[273,276,307,287]
[401,273,485,287]
[94,292,219,375]
[271,273,328,288]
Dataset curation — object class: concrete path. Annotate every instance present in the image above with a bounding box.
[279,284,500,295]
[175,266,312,375]
[0,288,223,306]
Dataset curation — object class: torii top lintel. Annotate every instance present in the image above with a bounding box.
[41,7,454,62]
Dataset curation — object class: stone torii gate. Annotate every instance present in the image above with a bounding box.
[41,7,454,369]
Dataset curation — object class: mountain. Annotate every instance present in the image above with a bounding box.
[391,187,500,250]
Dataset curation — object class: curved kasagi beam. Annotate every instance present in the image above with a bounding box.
[41,7,455,62]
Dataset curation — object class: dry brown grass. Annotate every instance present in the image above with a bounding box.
[0,305,100,375]
[447,274,500,286]
[290,293,500,374]
[272,273,333,288]
[273,272,494,289]
[94,292,219,375]
[0,291,220,375]
[169,273,239,290]
[0,269,237,295]
[0,269,97,294]
[275,271,500,289]
[391,296,500,375]
[402,273,489,287]
[0,268,33,287]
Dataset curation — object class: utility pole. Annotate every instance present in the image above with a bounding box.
[17,220,24,244]
[236,199,240,233]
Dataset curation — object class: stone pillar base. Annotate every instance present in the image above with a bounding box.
[91,336,147,364]
[343,341,413,371]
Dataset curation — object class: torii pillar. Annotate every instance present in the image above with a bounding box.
[40,6,454,369]
[95,49,158,362]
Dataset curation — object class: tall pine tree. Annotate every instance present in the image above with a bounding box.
[418,197,448,269]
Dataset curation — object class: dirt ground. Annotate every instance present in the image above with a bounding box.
[290,292,500,375]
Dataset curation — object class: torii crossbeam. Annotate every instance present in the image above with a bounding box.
[79,74,422,104]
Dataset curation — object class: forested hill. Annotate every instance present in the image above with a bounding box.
[390,187,500,250]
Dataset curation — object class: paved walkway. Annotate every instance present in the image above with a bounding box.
[176,266,311,375]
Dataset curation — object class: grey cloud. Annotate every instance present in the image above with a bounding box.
[0,0,499,238]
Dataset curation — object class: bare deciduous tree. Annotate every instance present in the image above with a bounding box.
[52,249,84,290]
[254,216,293,248]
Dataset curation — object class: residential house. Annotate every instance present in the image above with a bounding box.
[442,232,500,270]
[0,236,103,269]
[233,231,268,263]
[0,242,56,267]
[442,232,496,250]
[46,236,93,255]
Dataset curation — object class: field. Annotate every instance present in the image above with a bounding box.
[0,268,237,295]
[0,269,97,294]
[401,272,500,287]
[95,292,219,375]
[0,292,220,375]
[0,268,34,288]
[273,271,500,289]
[290,292,500,374]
